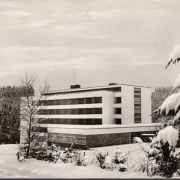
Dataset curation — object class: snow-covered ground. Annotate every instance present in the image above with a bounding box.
[0,143,151,178]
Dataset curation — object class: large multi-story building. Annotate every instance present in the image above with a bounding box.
[35,83,152,125]
[21,83,160,149]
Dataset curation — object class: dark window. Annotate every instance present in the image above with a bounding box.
[54,100,60,105]
[115,119,121,125]
[54,119,59,124]
[77,119,84,125]
[70,109,76,114]
[70,99,76,105]
[86,108,93,114]
[63,99,69,105]
[77,98,84,104]
[94,119,102,125]
[94,97,102,104]
[85,119,93,125]
[94,108,102,114]
[77,109,85,114]
[135,94,141,98]
[70,119,76,124]
[115,97,121,103]
[115,108,121,114]
[85,98,93,104]
[135,117,141,123]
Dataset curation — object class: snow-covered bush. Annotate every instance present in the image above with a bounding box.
[136,126,180,178]
[75,152,89,166]
[118,163,128,172]
[93,149,129,172]
[112,148,127,165]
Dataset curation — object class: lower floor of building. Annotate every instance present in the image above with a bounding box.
[31,123,161,150]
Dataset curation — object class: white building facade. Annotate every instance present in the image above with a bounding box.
[35,83,152,126]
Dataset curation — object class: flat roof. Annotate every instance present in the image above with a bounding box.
[44,83,151,95]
[38,123,160,129]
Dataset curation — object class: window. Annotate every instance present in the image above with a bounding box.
[115,119,121,125]
[70,109,76,114]
[77,98,84,104]
[70,119,76,124]
[63,119,69,124]
[63,99,69,105]
[134,109,141,113]
[115,97,121,104]
[70,99,76,105]
[77,109,85,114]
[77,119,84,125]
[94,108,102,114]
[115,108,121,114]
[94,97,102,104]
[85,98,93,104]
[134,88,141,92]
[135,113,141,118]
[66,136,75,143]
[135,117,141,123]
[76,137,86,145]
[135,94,141,98]
[54,100,60,105]
[54,119,59,124]
[85,119,93,125]
[86,108,93,114]
[57,135,65,143]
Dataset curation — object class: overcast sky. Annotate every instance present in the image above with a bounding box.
[0,0,180,91]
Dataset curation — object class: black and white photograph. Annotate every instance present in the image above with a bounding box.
[0,0,179,178]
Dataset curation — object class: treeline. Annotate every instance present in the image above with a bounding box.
[0,86,34,144]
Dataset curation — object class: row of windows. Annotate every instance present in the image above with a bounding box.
[38,118,102,125]
[48,134,86,145]
[38,97,102,106]
[38,96,122,106]
[38,108,103,115]
[38,108,122,115]
[134,88,141,123]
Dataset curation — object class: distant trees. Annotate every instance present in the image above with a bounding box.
[0,86,34,144]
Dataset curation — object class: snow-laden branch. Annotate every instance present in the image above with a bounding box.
[151,93,180,117]
[165,44,180,69]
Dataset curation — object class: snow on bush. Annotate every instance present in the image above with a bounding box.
[137,126,180,178]
[118,163,128,172]
[93,149,129,172]
[157,126,179,148]
[133,137,143,143]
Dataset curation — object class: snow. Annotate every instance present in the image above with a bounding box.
[0,144,150,178]
[133,137,143,143]
[166,44,180,68]
[157,126,179,147]
[155,93,180,116]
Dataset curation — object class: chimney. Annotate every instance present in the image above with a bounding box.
[70,84,81,89]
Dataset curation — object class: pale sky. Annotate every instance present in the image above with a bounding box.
[0,0,180,91]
